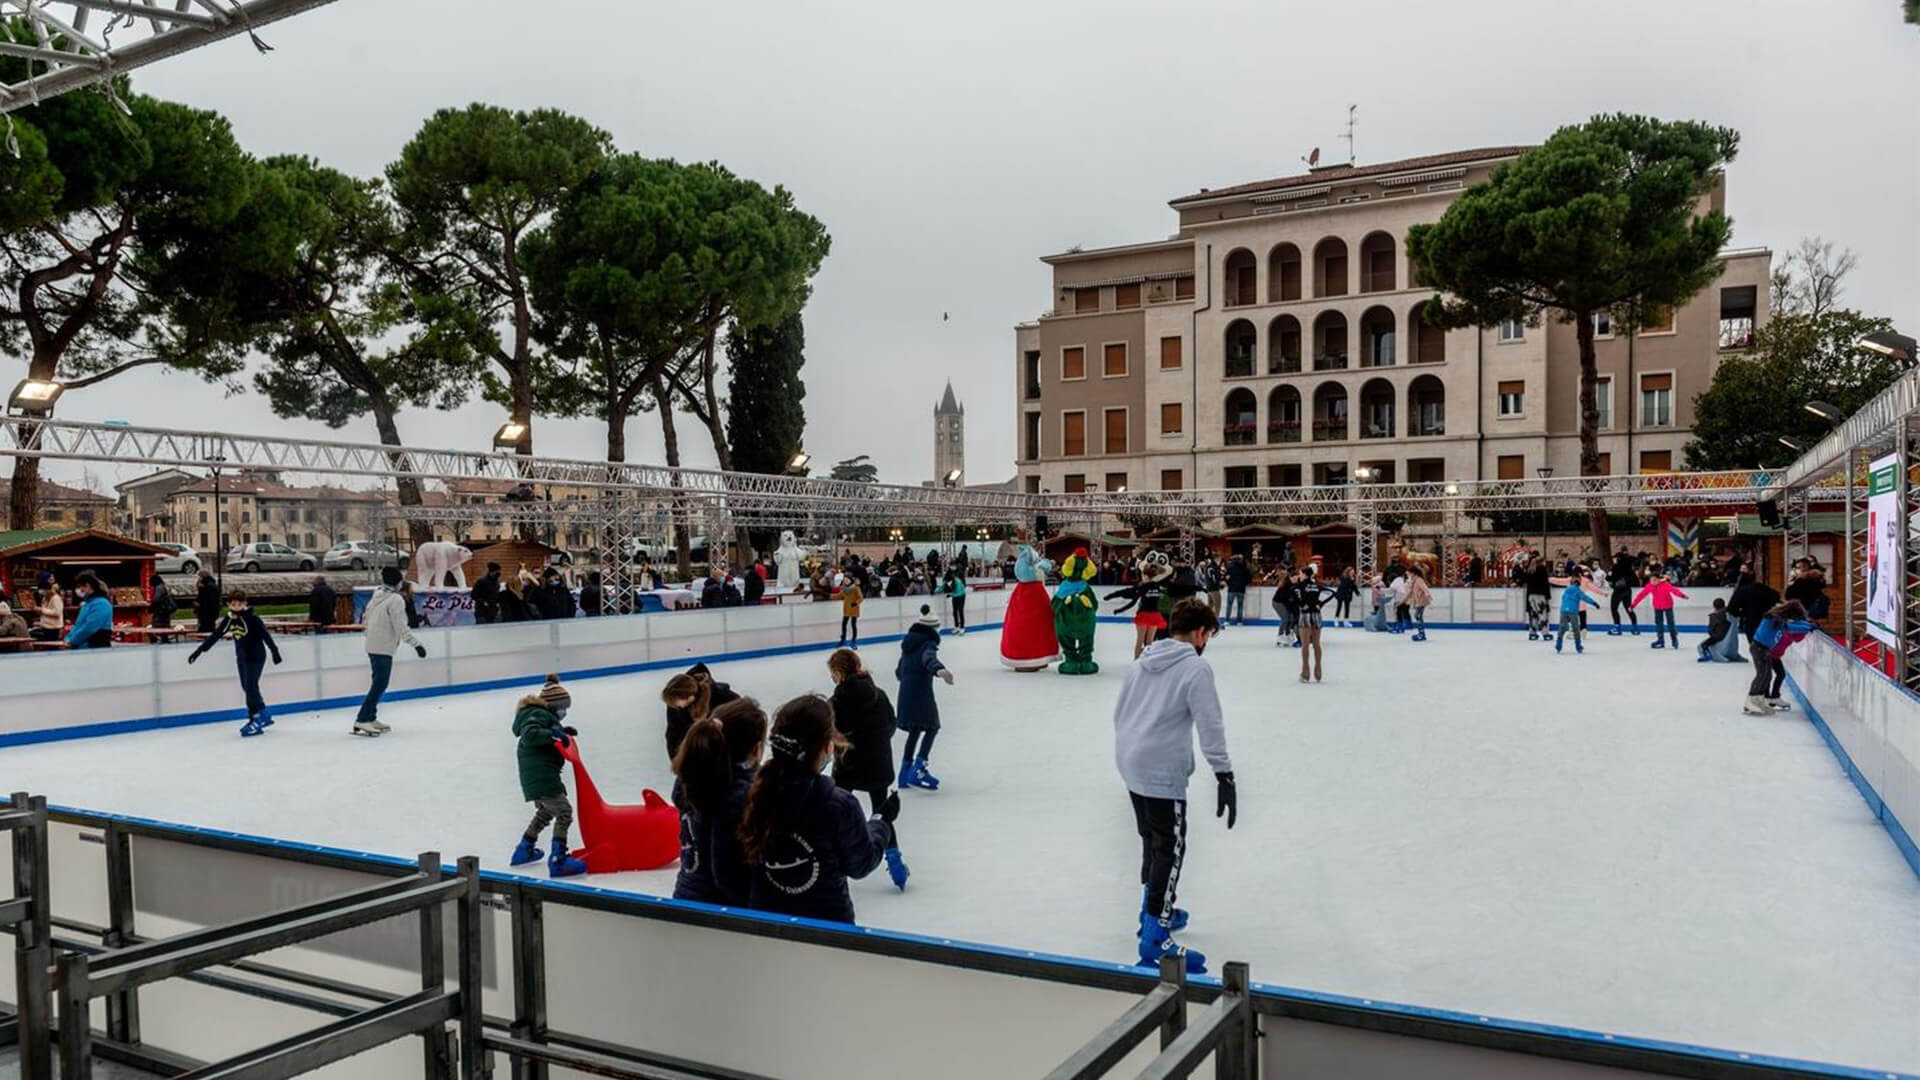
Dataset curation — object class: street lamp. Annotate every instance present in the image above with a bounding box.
[787,451,812,476]
[6,378,62,414]
[1858,329,1917,365]
[1803,401,1845,424]
[1779,435,1805,452]
[942,468,962,488]
[1353,466,1377,483]
[1535,466,1554,558]
[492,421,528,450]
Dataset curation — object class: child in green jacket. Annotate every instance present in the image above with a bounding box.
[510,675,586,877]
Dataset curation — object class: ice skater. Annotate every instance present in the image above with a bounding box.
[945,569,968,635]
[839,575,863,647]
[1631,571,1688,650]
[737,694,898,924]
[1742,599,1812,715]
[1607,550,1641,636]
[1112,599,1234,974]
[186,588,283,737]
[1110,551,1175,658]
[661,662,740,761]
[354,567,428,737]
[1288,574,1334,682]
[1387,571,1410,634]
[1520,556,1553,641]
[1697,598,1745,663]
[670,698,766,904]
[828,648,909,889]
[1403,568,1432,641]
[1333,567,1357,626]
[896,605,954,790]
[510,675,586,878]
[1270,571,1299,646]
[1553,574,1602,654]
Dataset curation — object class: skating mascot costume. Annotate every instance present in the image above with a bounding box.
[1000,542,1061,671]
[1051,548,1100,675]
[1110,551,1175,657]
[774,530,803,593]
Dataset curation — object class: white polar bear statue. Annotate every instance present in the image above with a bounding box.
[774,530,803,593]
[412,541,473,589]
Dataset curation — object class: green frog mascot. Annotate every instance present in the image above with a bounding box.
[1051,548,1101,675]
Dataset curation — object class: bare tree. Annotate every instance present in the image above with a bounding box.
[1770,237,1857,318]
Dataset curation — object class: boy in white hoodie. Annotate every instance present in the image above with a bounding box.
[1111,599,1235,974]
[355,566,427,737]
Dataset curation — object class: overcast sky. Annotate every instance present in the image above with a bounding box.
[32,0,1920,493]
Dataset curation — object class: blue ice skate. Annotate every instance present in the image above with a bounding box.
[885,846,909,890]
[239,715,267,737]
[547,850,587,878]
[899,758,921,789]
[510,838,544,866]
[1142,887,1188,931]
[1137,913,1205,974]
[909,759,940,791]
[257,708,274,729]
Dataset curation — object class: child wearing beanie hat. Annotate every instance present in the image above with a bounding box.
[511,674,584,876]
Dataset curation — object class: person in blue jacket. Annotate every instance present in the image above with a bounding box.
[1554,574,1602,654]
[671,698,767,905]
[895,605,955,790]
[187,588,284,736]
[737,694,897,924]
[63,572,115,648]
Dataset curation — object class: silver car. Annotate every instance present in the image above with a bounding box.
[322,541,409,571]
[152,542,202,575]
[224,542,317,573]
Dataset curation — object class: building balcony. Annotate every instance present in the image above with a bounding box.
[1718,318,1756,351]
[1024,381,1041,400]
[1312,419,1348,441]
[1269,353,1301,375]
[1225,352,1256,379]
[1267,421,1301,444]
[1411,422,1445,437]
[1223,423,1257,446]
[1314,352,1348,372]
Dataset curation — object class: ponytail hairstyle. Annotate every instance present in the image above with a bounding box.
[661,673,711,720]
[718,697,769,766]
[737,694,843,863]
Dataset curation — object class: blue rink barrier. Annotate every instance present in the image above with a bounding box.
[16,796,1914,1080]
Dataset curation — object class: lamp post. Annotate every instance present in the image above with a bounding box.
[1857,329,1917,366]
[1535,466,1554,559]
[209,453,228,590]
[787,451,812,476]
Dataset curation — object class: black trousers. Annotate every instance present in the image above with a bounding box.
[1129,792,1187,924]
[952,596,965,628]
[1748,640,1785,698]
[862,787,898,848]
[1610,586,1637,626]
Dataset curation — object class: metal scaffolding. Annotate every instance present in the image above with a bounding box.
[0,0,340,114]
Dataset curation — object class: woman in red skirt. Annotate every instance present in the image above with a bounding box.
[1109,551,1174,659]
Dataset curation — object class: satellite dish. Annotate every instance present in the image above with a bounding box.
[1308,147,1321,167]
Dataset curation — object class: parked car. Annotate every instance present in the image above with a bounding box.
[152,542,201,575]
[322,541,409,571]
[224,542,317,573]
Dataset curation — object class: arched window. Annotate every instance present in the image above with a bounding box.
[1312,382,1348,442]
[1267,314,1302,374]
[1358,231,1397,293]
[1223,248,1257,307]
[1267,386,1301,444]
[1312,311,1348,371]
[1409,299,1446,365]
[1267,242,1301,302]
[1359,305,1397,368]
[1359,377,1395,439]
[1313,237,1349,298]
[1224,388,1258,446]
[1408,374,1445,436]
[1224,319,1257,378]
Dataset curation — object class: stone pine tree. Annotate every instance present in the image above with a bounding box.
[386,105,611,456]
[725,313,807,476]
[1407,114,1739,558]
[0,74,254,529]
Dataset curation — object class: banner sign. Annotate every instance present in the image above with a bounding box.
[1865,453,1899,648]
[1664,515,1700,557]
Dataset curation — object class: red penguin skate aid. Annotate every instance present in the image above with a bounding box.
[555,738,681,873]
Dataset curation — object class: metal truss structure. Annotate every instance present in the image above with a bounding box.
[1774,366,1920,689]
[0,0,339,114]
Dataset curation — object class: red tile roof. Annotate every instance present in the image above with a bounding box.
[1169,146,1532,206]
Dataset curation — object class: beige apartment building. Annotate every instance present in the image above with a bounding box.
[1013,147,1770,500]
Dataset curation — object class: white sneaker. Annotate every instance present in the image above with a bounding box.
[351,722,383,737]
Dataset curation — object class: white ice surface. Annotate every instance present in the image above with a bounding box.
[7,625,1919,1073]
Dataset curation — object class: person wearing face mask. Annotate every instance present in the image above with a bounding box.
[1111,599,1235,975]
[736,694,898,924]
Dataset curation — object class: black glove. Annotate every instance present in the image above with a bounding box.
[271,653,283,666]
[880,790,900,822]
[414,644,427,658]
[553,727,572,748]
[563,726,578,737]
[1215,772,1237,829]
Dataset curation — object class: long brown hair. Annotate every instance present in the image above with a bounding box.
[661,673,711,720]
[737,694,840,863]
[674,697,766,817]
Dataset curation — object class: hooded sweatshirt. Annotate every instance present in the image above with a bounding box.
[1631,580,1689,611]
[1112,638,1231,801]
[363,586,424,657]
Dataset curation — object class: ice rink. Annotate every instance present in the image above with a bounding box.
[8,623,1919,1074]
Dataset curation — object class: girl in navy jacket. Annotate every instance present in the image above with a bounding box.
[738,694,897,924]
[671,698,767,905]
[187,588,283,737]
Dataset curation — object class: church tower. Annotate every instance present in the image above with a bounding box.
[934,381,964,485]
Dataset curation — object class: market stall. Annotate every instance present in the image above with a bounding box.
[0,529,168,630]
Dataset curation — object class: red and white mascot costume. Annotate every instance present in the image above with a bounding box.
[999,541,1060,671]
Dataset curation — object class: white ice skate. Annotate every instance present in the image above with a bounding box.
[1740,696,1771,716]
[351,722,383,737]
